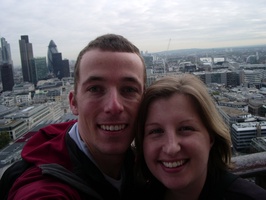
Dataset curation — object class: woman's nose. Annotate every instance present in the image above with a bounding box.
[162,133,181,156]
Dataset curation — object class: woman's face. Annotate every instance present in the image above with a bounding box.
[143,93,213,193]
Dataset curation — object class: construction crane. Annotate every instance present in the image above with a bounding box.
[164,38,171,74]
[167,38,171,51]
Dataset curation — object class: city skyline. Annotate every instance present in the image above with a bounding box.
[1,0,266,67]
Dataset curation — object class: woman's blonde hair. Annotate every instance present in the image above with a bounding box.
[134,74,232,181]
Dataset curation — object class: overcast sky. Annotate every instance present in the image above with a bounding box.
[1,0,266,66]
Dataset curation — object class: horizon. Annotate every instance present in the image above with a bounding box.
[10,42,266,69]
[1,0,266,66]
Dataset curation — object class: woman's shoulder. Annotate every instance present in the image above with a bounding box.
[225,177,266,200]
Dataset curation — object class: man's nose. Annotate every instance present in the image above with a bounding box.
[104,89,124,114]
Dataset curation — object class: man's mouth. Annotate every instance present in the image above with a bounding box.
[100,124,126,131]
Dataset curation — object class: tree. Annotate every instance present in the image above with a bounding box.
[0,131,11,149]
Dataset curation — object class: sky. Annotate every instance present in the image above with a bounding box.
[1,0,266,67]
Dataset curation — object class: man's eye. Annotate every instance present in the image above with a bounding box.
[122,87,138,93]
[88,86,102,93]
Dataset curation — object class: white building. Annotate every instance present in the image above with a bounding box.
[15,92,32,106]
[231,121,266,152]
[0,118,27,140]
[4,103,64,130]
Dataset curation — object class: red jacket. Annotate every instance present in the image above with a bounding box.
[8,121,136,200]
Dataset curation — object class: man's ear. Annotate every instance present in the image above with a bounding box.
[69,90,78,115]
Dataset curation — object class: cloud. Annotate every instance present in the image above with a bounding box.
[1,0,266,66]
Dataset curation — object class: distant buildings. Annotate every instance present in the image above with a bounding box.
[18,36,71,85]
[3,102,64,138]
[13,82,35,94]
[47,40,70,79]
[0,75,74,144]
[194,71,240,87]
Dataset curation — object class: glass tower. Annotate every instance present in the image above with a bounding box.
[47,40,58,73]
[1,37,13,65]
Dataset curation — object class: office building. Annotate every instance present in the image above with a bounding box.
[47,40,70,79]
[52,53,70,79]
[0,37,12,65]
[32,57,48,84]
[0,119,27,140]
[0,37,13,83]
[19,35,34,82]
[0,63,14,91]
[4,103,64,130]
[61,59,70,78]
[231,121,266,152]
[47,40,58,73]
[250,137,266,153]
[13,82,35,94]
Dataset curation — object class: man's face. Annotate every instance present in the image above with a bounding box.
[69,49,145,159]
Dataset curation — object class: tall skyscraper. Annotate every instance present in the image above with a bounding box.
[1,37,13,65]
[62,59,70,78]
[0,37,14,88]
[52,52,62,78]
[47,40,58,73]
[0,47,2,64]
[1,63,14,91]
[19,35,34,83]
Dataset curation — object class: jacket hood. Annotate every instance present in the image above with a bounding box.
[21,120,77,170]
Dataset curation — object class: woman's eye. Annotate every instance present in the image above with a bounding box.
[148,128,164,135]
[179,126,194,131]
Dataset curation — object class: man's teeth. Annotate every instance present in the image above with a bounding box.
[162,160,185,168]
[100,124,126,131]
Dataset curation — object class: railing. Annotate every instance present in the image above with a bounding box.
[231,151,266,189]
[1,150,266,190]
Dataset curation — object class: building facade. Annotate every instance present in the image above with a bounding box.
[0,119,28,140]
[32,57,48,83]
[47,40,58,73]
[0,63,14,91]
[0,37,12,65]
[19,35,34,83]
[231,121,266,152]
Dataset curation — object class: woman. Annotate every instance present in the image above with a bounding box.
[134,74,266,200]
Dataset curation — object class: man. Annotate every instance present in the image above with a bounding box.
[6,34,146,199]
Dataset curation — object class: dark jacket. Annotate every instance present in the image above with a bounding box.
[200,171,266,200]
[139,170,266,200]
[7,121,136,200]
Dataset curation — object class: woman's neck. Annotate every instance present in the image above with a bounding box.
[164,189,199,200]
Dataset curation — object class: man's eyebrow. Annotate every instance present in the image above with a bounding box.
[122,76,140,83]
[81,76,141,86]
[86,76,105,82]
[81,76,105,86]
